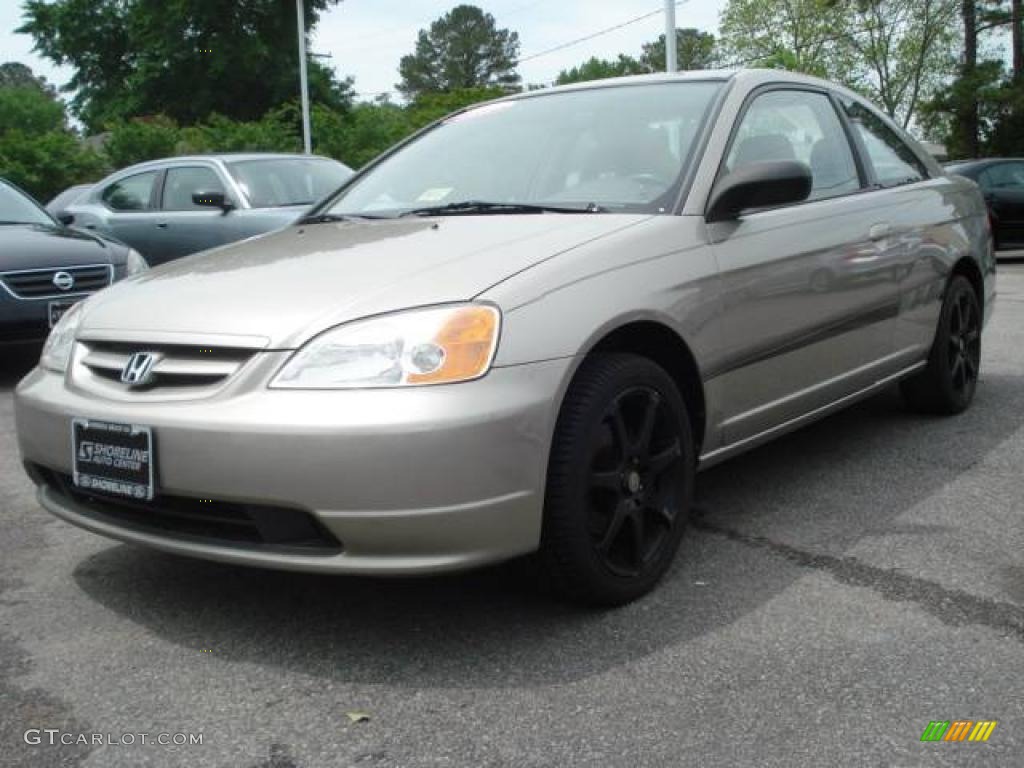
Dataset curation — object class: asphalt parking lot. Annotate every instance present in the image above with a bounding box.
[1,263,1022,768]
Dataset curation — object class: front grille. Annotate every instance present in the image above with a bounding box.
[79,340,258,393]
[0,264,112,299]
[33,465,342,554]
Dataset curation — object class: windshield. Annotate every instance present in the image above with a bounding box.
[0,181,55,226]
[227,158,353,208]
[324,81,722,218]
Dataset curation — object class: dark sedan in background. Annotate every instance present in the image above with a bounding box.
[54,153,353,265]
[946,158,1024,251]
[0,179,146,347]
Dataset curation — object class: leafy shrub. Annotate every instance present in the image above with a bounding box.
[103,115,181,167]
[0,129,106,203]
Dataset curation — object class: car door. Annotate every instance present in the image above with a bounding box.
[706,87,903,445]
[837,96,956,364]
[979,162,1024,249]
[148,164,239,265]
[83,170,163,255]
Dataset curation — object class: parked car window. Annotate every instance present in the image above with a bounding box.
[101,171,158,211]
[162,166,228,211]
[226,158,350,208]
[978,163,1024,190]
[46,184,92,215]
[725,89,861,202]
[840,100,927,187]
[325,82,723,217]
[0,180,54,226]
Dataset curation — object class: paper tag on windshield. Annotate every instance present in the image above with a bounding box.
[417,187,453,203]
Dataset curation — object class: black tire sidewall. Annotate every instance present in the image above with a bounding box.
[542,354,695,605]
[932,276,980,412]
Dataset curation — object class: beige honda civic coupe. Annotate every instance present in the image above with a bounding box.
[15,70,995,605]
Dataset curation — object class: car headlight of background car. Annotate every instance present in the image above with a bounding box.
[40,300,85,373]
[271,304,500,389]
[124,248,149,276]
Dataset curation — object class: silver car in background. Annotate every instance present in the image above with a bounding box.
[57,153,353,265]
[16,70,994,605]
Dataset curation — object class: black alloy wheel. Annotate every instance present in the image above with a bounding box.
[901,274,982,414]
[541,353,694,606]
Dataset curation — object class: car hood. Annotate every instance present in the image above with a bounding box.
[0,223,125,271]
[79,214,650,348]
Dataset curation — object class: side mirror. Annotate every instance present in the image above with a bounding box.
[192,190,234,213]
[57,212,74,226]
[706,160,813,223]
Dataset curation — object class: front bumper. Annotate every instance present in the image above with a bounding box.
[0,293,53,345]
[15,358,570,574]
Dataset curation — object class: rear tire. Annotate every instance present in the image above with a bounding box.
[900,275,982,414]
[540,354,694,606]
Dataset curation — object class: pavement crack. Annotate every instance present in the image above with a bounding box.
[694,518,1024,642]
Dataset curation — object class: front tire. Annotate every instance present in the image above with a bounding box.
[900,274,982,414]
[540,354,694,606]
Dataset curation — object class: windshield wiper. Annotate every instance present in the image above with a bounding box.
[399,200,605,217]
[299,212,388,224]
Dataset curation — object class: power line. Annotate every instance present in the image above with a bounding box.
[519,1,688,65]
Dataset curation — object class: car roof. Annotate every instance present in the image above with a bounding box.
[114,153,344,174]
[501,68,867,105]
[946,158,1024,170]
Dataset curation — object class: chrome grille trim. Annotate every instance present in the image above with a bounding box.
[0,263,114,300]
[76,340,260,396]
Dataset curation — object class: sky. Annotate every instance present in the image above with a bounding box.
[0,0,728,100]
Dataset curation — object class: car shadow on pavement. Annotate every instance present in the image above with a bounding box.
[71,373,1024,688]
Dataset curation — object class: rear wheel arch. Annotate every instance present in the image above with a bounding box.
[950,256,984,315]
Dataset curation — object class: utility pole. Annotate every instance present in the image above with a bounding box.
[664,0,677,72]
[296,0,312,154]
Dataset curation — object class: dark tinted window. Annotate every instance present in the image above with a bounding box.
[978,162,1024,190]
[726,89,861,201]
[102,171,158,211]
[162,166,227,211]
[841,100,927,187]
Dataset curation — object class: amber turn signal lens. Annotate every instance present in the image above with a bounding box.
[407,305,499,384]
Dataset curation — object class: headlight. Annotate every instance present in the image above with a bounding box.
[40,300,85,373]
[124,248,149,276]
[271,304,501,389]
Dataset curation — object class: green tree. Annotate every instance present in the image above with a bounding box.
[918,1,1020,157]
[0,85,66,135]
[19,0,354,132]
[640,28,717,71]
[0,61,56,94]
[0,129,106,202]
[314,100,413,169]
[181,108,300,155]
[718,0,847,76]
[0,65,105,201]
[837,0,959,127]
[102,116,182,168]
[555,55,646,85]
[397,5,520,98]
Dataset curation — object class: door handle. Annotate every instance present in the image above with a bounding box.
[869,222,891,241]
[156,222,168,229]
